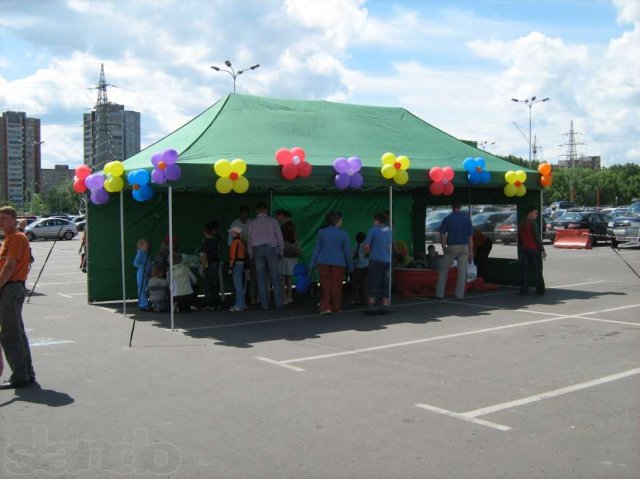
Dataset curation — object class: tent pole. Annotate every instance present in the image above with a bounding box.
[120,191,126,317]
[169,187,175,331]
[388,185,393,307]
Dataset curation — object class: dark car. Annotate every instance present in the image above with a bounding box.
[550,200,577,211]
[425,210,449,243]
[494,213,517,245]
[471,212,513,241]
[546,210,611,244]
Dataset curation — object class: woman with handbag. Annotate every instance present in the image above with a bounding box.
[276,209,301,305]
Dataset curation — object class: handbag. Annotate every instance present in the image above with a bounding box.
[283,240,303,258]
[466,261,478,282]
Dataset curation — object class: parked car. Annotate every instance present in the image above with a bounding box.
[76,220,86,232]
[494,213,517,245]
[608,202,640,247]
[549,200,577,210]
[546,210,611,244]
[24,218,78,241]
[425,210,449,243]
[471,212,513,241]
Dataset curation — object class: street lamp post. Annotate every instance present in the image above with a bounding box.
[210,60,260,93]
[511,96,549,164]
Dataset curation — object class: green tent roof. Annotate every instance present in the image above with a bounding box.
[123,93,539,192]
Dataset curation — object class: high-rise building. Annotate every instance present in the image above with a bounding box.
[83,105,141,167]
[0,111,42,208]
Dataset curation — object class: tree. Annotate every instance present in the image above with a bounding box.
[45,180,80,214]
[23,192,48,215]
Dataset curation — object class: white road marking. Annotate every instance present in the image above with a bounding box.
[35,272,82,277]
[263,303,640,368]
[416,367,640,431]
[415,403,511,431]
[255,356,306,372]
[28,281,85,286]
[57,293,86,299]
[30,339,75,347]
[461,367,640,418]
[574,316,640,327]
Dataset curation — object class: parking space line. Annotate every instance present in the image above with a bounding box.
[462,367,640,418]
[28,281,85,287]
[260,304,640,370]
[30,339,75,347]
[255,356,306,372]
[573,316,640,327]
[57,293,86,299]
[416,367,640,431]
[415,403,511,431]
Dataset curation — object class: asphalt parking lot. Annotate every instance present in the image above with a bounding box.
[1,239,639,478]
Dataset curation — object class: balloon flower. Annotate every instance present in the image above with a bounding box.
[428,166,455,196]
[103,160,125,193]
[275,147,312,180]
[538,162,553,188]
[463,157,491,184]
[128,169,154,202]
[333,156,364,190]
[84,173,109,205]
[504,170,527,197]
[151,149,181,184]
[214,159,249,194]
[73,164,91,193]
[380,152,410,185]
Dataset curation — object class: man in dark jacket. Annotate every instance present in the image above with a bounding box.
[518,206,547,295]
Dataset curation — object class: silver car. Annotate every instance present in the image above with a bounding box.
[25,218,78,241]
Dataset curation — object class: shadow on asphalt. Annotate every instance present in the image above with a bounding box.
[100,284,630,349]
[0,383,74,408]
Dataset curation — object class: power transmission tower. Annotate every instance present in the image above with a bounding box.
[90,64,117,169]
[559,120,586,201]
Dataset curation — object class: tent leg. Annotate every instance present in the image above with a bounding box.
[120,191,127,317]
[169,187,175,331]
[388,186,393,307]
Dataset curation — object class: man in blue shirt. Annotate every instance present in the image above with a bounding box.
[436,202,474,300]
[364,212,392,315]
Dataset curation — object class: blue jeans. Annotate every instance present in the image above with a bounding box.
[136,268,150,309]
[253,245,283,309]
[232,262,246,309]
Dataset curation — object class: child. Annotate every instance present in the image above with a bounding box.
[350,232,368,306]
[133,238,152,311]
[426,244,440,270]
[228,225,247,312]
[171,254,198,313]
[199,221,222,310]
[148,265,169,312]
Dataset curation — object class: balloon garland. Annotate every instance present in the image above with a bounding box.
[85,173,109,205]
[538,162,553,187]
[73,164,91,193]
[275,147,312,180]
[428,166,455,196]
[128,169,154,202]
[504,170,527,197]
[213,158,249,194]
[463,157,491,185]
[380,152,410,185]
[333,156,364,190]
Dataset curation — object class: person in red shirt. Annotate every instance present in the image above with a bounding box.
[518,206,547,295]
[0,206,35,389]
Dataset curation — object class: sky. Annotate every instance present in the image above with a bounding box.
[0,0,638,169]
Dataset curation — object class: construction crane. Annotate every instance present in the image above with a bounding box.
[512,122,542,161]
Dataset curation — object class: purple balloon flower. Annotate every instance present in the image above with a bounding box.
[332,155,363,189]
[85,173,106,190]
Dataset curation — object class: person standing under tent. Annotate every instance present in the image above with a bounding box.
[435,201,474,300]
[363,212,392,316]
[200,221,223,311]
[227,205,252,246]
[133,238,152,312]
[518,206,546,295]
[350,231,369,306]
[228,225,247,312]
[276,209,300,305]
[472,228,492,279]
[0,206,36,389]
[227,205,255,306]
[247,202,284,310]
[310,212,352,315]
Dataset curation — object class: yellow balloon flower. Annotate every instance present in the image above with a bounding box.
[214,158,249,194]
[380,152,410,185]
[504,170,527,197]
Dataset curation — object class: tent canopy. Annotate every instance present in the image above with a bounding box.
[122,93,539,192]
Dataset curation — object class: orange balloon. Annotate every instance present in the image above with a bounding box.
[540,175,553,187]
[538,163,552,176]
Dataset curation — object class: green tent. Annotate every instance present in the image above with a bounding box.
[87,93,541,302]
